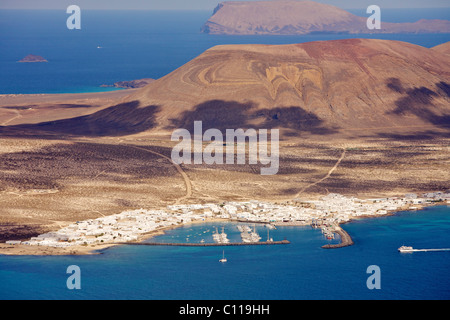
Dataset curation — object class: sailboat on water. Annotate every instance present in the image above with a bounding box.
[219,250,227,263]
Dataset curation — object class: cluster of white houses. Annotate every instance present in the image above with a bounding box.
[7,192,449,248]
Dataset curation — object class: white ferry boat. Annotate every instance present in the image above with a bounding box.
[398,246,414,253]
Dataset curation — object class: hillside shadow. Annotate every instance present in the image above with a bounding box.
[0,100,160,138]
[167,99,338,136]
[377,130,450,141]
[386,78,450,128]
[309,176,449,196]
[168,100,256,132]
[0,223,49,242]
[0,142,178,191]
[255,106,339,135]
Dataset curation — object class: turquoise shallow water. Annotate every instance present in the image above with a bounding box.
[1,206,449,300]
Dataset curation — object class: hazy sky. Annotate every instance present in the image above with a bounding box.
[1,0,449,10]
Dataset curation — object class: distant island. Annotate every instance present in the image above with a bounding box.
[18,54,48,63]
[201,0,450,35]
[100,78,155,89]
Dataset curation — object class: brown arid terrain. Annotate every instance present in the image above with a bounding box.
[432,41,450,56]
[202,1,450,35]
[0,39,449,254]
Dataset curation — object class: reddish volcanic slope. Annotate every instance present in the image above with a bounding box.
[125,39,449,137]
[432,42,450,56]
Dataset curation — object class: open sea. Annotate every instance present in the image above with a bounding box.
[0,9,449,300]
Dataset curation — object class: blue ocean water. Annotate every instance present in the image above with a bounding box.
[0,206,449,300]
[0,9,449,94]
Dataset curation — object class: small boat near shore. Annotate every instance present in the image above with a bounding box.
[219,250,227,263]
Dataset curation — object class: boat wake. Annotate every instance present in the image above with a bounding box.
[398,246,450,253]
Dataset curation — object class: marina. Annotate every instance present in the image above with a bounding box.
[238,224,263,243]
[212,227,230,244]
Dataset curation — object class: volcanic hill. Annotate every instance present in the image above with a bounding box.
[123,39,450,138]
[432,41,450,56]
[2,39,449,139]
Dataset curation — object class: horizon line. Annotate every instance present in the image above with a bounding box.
[1,6,450,10]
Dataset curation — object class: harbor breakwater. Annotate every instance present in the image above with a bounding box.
[121,240,290,247]
[322,227,354,249]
